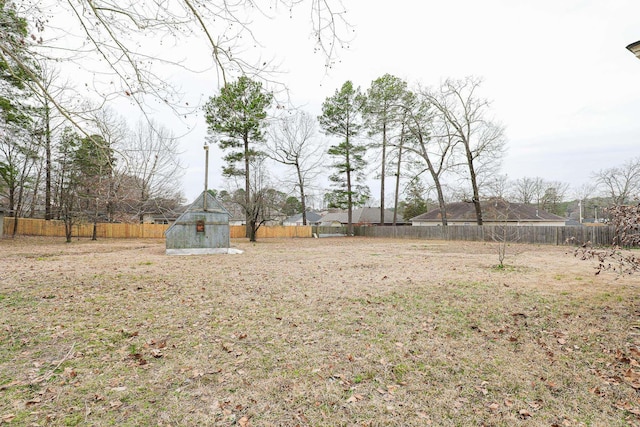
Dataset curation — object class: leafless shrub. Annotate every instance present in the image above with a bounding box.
[574,203,640,275]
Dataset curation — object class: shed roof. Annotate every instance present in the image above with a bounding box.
[165,191,230,234]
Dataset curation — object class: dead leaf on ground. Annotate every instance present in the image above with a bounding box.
[519,409,532,419]
[1,414,16,423]
[346,393,364,403]
[26,397,42,405]
[624,369,640,389]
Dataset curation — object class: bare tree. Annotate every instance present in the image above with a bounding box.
[267,110,323,225]
[1,0,351,134]
[29,63,76,220]
[424,77,506,225]
[402,90,455,226]
[226,156,279,240]
[484,173,510,199]
[118,120,185,222]
[490,200,520,269]
[83,108,129,233]
[511,176,543,204]
[0,124,40,236]
[539,181,569,216]
[592,157,640,206]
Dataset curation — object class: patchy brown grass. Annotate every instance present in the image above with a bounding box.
[0,236,639,426]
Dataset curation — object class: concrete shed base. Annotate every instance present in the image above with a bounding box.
[165,248,244,256]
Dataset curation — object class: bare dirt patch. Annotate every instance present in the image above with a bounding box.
[1,236,639,426]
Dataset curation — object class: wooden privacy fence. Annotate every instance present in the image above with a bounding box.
[230,225,312,238]
[2,217,620,246]
[2,217,170,239]
[354,225,618,246]
[2,218,313,239]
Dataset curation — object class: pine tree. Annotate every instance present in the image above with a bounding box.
[318,81,369,235]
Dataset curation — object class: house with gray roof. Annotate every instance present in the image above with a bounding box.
[411,199,566,226]
[319,207,405,226]
[283,210,323,226]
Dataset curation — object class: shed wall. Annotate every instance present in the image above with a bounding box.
[165,212,230,249]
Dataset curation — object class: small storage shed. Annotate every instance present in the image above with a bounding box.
[165,191,240,255]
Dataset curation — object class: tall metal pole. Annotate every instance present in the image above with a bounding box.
[204,144,209,211]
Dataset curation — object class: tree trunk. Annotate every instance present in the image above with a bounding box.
[64,218,73,243]
[465,146,483,225]
[45,105,52,220]
[249,219,257,242]
[392,128,404,226]
[380,122,386,225]
[244,134,252,240]
[434,180,448,227]
[346,143,353,236]
[11,216,19,238]
[297,164,307,226]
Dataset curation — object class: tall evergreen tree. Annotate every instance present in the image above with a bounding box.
[318,81,369,235]
[204,76,273,242]
[363,74,407,224]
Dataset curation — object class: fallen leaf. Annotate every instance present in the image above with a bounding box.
[625,369,640,389]
[26,397,42,405]
[238,415,250,427]
[109,400,123,409]
[488,402,499,411]
[1,413,16,423]
[519,409,532,419]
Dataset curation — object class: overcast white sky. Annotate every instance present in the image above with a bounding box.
[159,1,640,203]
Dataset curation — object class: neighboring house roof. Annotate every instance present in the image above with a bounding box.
[320,207,404,225]
[411,199,565,224]
[283,211,323,225]
[220,201,245,223]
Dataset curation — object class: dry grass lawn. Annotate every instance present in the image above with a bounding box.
[1,236,639,426]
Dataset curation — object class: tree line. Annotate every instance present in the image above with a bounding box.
[2,1,639,244]
[204,73,640,240]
